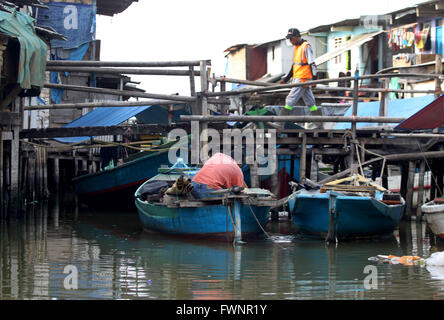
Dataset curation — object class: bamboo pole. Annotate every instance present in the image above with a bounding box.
[46,60,210,67]
[24,100,186,110]
[180,115,405,123]
[46,66,201,76]
[435,54,443,99]
[312,85,435,95]
[200,60,209,163]
[206,73,443,97]
[212,76,275,87]
[381,133,444,139]
[44,83,196,103]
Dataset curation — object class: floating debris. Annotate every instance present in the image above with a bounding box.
[425,252,444,266]
[368,254,425,266]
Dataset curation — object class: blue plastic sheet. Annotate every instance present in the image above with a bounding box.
[36,2,95,49]
[334,95,436,129]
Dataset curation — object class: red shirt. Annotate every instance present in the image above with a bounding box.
[192,153,244,190]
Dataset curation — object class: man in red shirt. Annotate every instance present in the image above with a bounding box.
[191,153,245,199]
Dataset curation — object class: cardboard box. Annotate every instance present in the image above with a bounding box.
[416,53,436,64]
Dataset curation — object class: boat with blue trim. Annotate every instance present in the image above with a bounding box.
[134,167,277,242]
[288,175,405,241]
[73,137,187,208]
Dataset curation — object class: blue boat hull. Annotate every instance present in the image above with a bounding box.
[72,150,172,209]
[135,198,270,241]
[288,191,405,239]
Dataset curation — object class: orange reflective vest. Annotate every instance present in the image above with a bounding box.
[293,41,312,81]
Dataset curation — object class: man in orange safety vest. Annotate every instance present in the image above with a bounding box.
[278,28,321,128]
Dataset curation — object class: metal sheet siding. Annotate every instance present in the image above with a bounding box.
[395,95,444,130]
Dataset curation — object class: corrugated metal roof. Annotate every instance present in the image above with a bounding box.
[55,105,150,144]
[395,95,444,131]
[335,95,436,129]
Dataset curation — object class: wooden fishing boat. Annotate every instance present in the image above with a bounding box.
[73,138,186,208]
[288,175,405,240]
[422,198,444,239]
[134,167,277,242]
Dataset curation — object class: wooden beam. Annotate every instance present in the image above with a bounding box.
[417,7,444,17]
[0,112,20,126]
[19,123,190,139]
[0,85,21,111]
[319,150,444,184]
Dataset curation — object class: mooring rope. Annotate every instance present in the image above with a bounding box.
[416,141,443,197]
[226,204,238,247]
[246,198,288,251]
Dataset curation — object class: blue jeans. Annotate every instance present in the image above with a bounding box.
[191,181,218,199]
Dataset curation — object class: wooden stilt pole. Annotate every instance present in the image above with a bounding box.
[53,157,60,193]
[28,155,35,202]
[270,164,280,222]
[400,162,408,204]
[10,130,20,215]
[416,160,425,220]
[435,54,442,99]
[349,70,359,175]
[430,160,436,201]
[42,148,49,198]
[300,133,307,183]
[382,164,388,190]
[405,160,416,219]
[310,150,319,182]
[36,148,42,199]
[0,135,3,220]
[249,163,259,188]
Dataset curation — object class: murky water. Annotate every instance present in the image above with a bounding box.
[1,195,444,300]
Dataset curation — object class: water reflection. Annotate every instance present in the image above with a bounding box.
[1,196,444,300]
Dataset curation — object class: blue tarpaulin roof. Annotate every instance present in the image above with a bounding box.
[54,104,192,144]
[55,106,150,144]
[334,95,436,129]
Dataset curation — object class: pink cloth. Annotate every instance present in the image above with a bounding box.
[192,153,244,190]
